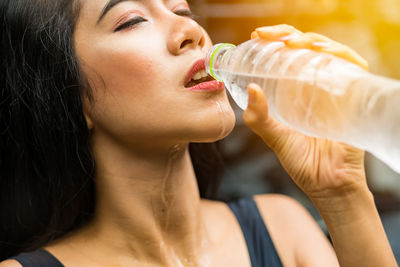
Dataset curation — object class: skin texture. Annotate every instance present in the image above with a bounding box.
[1,8,396,267]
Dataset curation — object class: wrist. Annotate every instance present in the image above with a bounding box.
[309,183,397,267]
[310,184,375,224]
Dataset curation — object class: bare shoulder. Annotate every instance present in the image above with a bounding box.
[254,193,323,238]
[0,260,23,267]
[254,194,311,223]
[254,193,334,236]
[254,194,339,267]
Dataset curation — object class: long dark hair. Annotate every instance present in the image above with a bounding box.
[0,0,224,260]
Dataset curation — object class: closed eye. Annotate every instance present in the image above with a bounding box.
[114,16,148,32]
[113,9,198,33]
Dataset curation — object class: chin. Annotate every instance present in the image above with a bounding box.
[188,99,236,143]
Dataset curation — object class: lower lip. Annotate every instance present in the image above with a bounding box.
[186,80,225,92]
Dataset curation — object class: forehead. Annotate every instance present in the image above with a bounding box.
[77,0,143,27]
[78,0,182,24]
[80,0,177,13]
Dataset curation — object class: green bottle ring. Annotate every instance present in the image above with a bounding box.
[209,43,236,82]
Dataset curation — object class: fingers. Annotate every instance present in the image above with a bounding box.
[284,32,331,48]
[251,24,302,40]
[251,25,369,70]
[286,32,369,70]
[312,44,369,70]
[243,83,269,134]
[243,83,290,150]
[285,35,313,48]
[303,32,332,43]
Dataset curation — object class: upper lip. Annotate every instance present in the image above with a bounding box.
[184,58,206,87]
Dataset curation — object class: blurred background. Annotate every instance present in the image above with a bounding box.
[189,0,400,262]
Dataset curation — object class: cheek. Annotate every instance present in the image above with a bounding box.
[82,44,175,120]
[92,51,157,94]
[80,31,167,96]
[79,47,161,130]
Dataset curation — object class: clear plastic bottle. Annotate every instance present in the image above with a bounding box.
[205,38,400,174]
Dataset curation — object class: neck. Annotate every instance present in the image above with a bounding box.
[85,136,211,266]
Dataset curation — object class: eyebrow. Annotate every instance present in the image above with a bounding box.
[97,0,143,24]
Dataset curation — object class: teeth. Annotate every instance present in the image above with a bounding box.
[192,72,202,80]
[192,70,208,81]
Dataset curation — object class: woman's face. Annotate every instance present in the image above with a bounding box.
[74,0,235,150]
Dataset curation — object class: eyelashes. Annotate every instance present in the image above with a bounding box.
[114,16,148,32]
[114,9,198,32]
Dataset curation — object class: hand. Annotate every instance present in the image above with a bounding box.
[251,24,368,70]
[243,25,368,199]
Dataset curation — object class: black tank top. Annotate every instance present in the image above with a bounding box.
[9,249,63,267]
[227,197,283,267]
[9,197,283,267]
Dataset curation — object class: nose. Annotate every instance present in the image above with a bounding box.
[167,17,206,55]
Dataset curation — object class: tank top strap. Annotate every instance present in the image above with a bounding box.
[9,249,64,267]
[227,196,283,267]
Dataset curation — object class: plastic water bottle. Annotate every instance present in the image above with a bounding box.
[205,38,400,174]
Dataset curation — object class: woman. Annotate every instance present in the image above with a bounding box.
[0,0,396,266]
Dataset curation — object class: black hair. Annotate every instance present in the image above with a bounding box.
[0,0,224,260]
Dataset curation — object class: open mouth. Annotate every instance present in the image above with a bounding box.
[185,69,214,88]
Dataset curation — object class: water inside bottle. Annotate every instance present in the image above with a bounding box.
[217,68,400,174]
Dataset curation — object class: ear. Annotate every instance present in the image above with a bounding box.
[83,109,94,131]
[82,96,94,131]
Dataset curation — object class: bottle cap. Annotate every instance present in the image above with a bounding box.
[209,43,236,82]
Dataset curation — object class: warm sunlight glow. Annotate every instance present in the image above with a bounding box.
[195,0,400,78]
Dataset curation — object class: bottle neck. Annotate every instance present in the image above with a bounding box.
[205,43,236,82]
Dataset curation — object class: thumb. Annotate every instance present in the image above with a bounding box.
[243,83,291,150]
